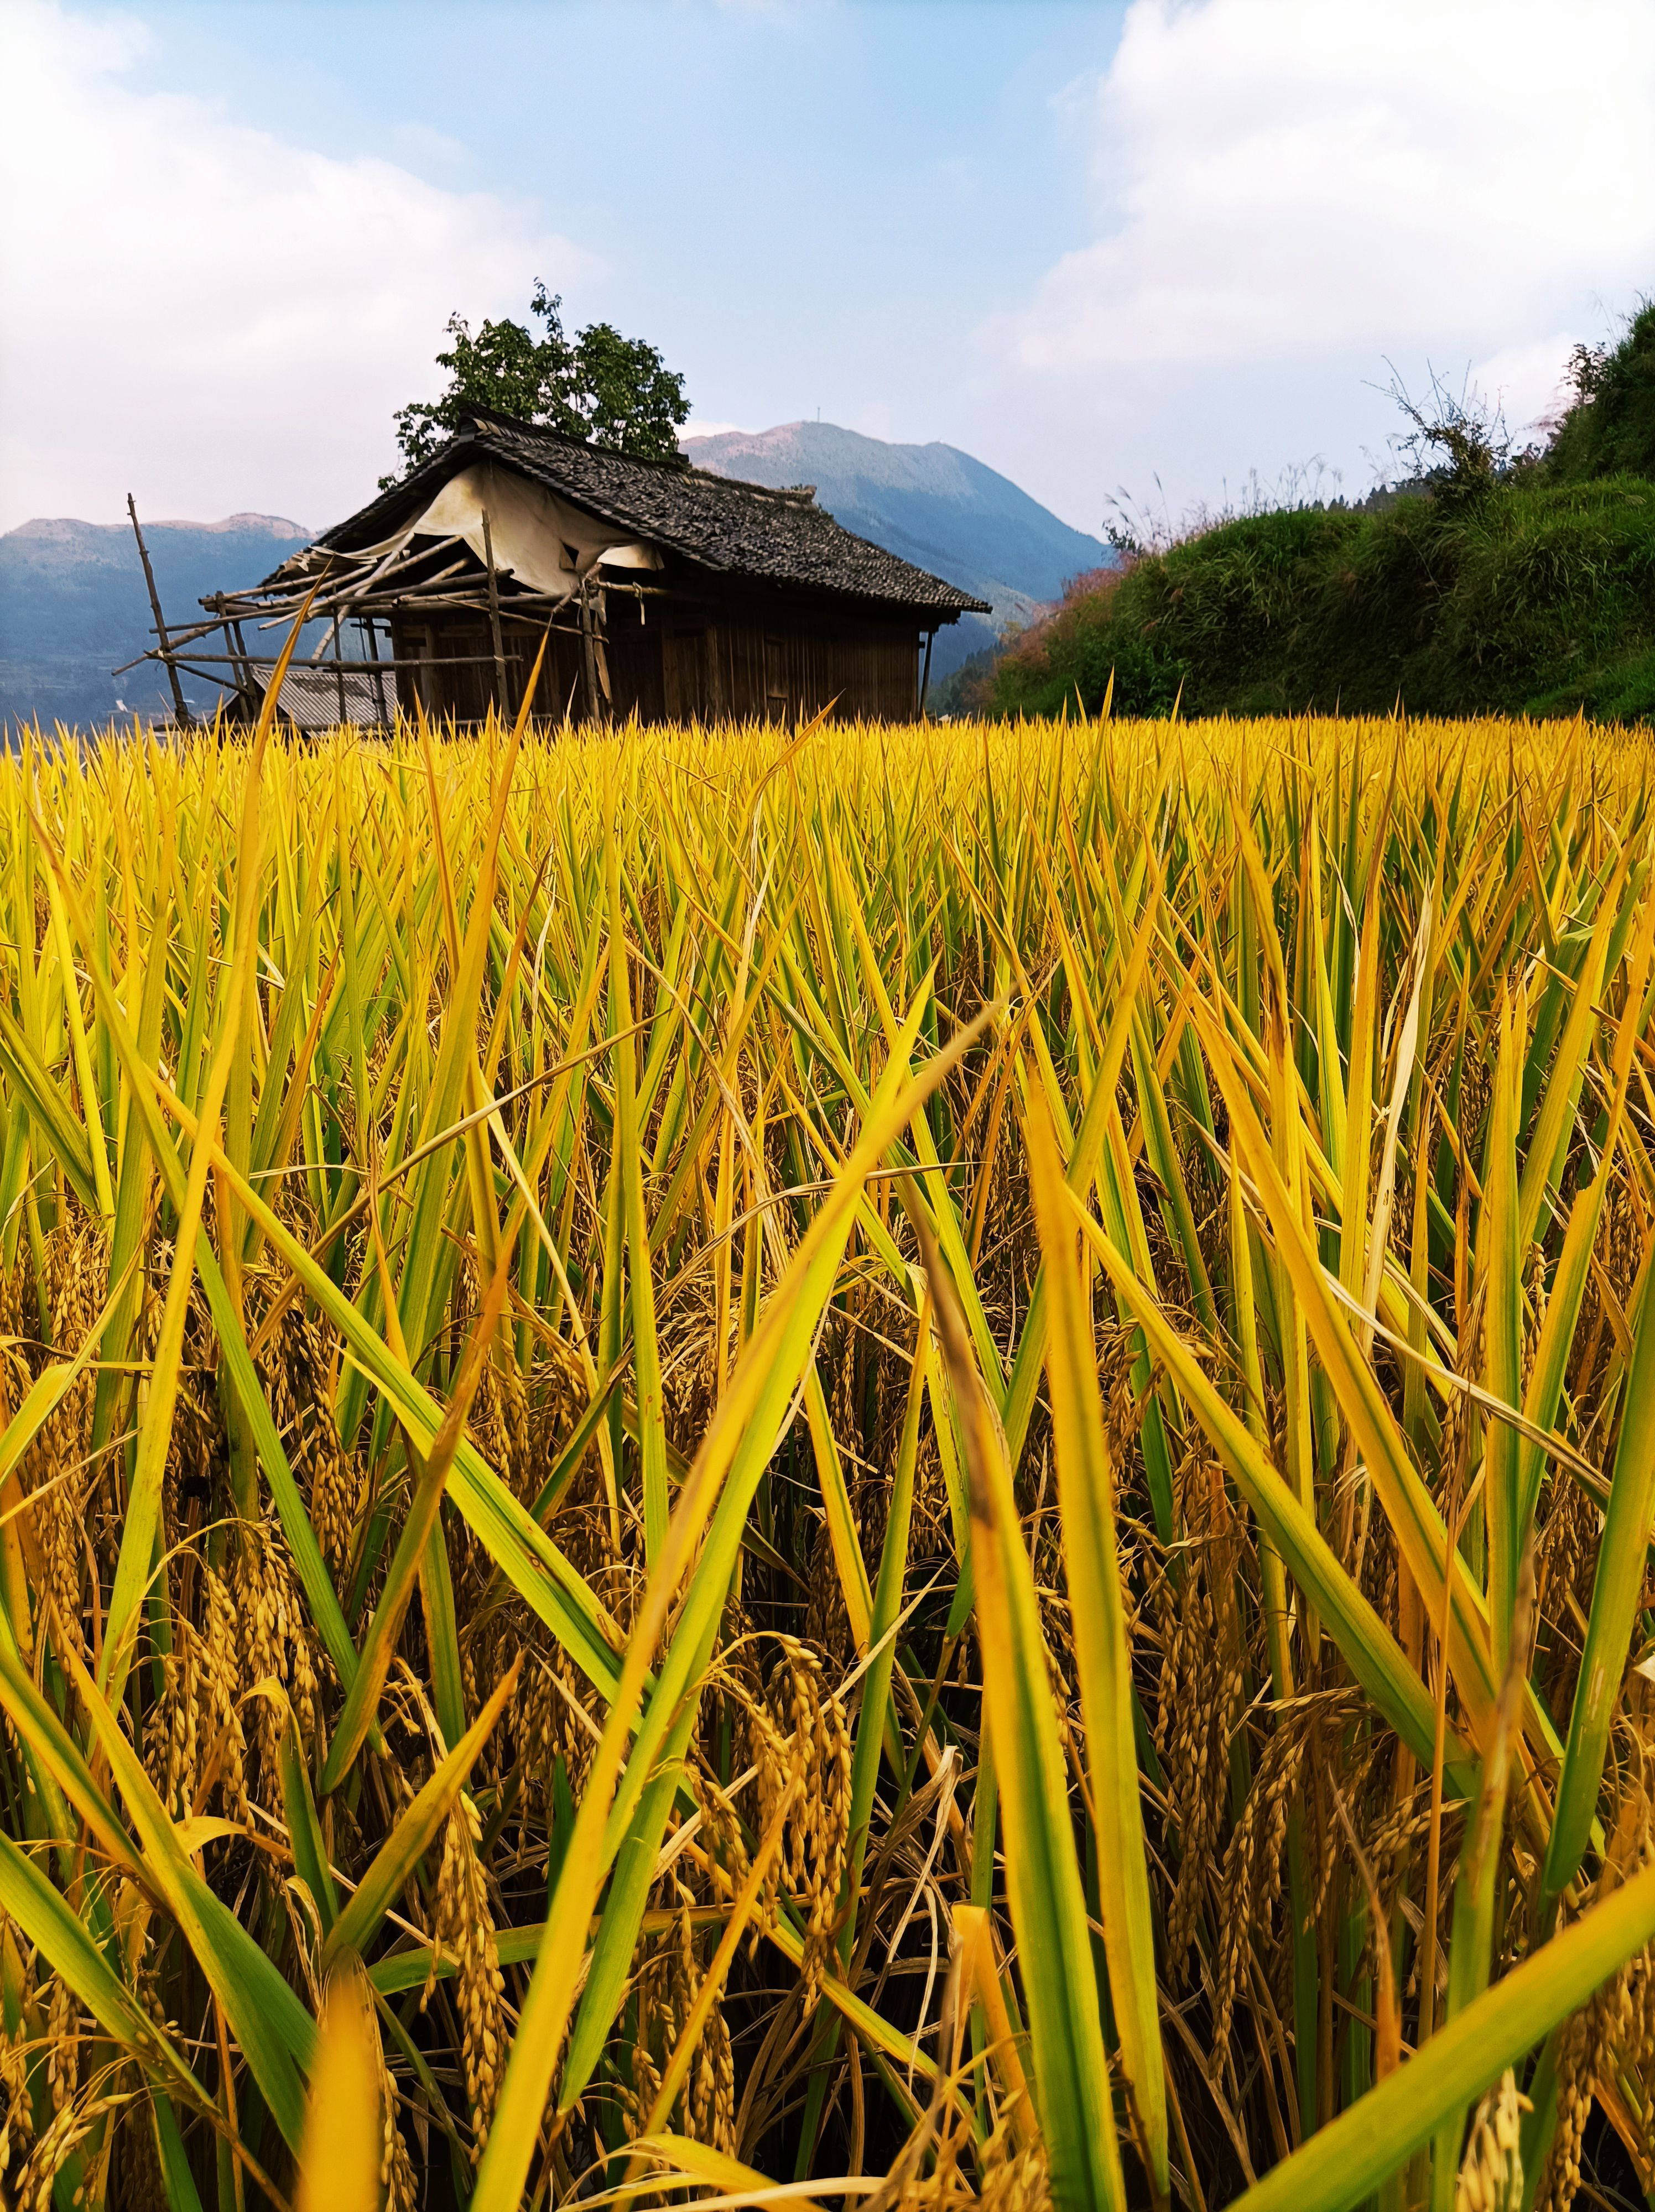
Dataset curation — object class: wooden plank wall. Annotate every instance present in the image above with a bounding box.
[391,615,586,723]
[395,592,924,726]
[655,598,920,722]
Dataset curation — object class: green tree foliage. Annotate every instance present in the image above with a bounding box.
[1546,300,1655,483]
[384,280,689,485]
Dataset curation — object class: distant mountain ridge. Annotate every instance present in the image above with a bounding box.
[681,421,1109,679]
[1,513,309,729]
[2,425,1107,726]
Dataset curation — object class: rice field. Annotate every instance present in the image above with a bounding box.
[0,696,1652,2212]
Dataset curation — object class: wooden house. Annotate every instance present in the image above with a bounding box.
[159,408,988,727]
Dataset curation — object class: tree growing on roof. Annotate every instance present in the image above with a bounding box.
[383,281,689,486]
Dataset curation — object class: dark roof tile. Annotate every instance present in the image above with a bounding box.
[309,410,990,618]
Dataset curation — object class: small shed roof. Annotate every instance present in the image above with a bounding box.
[298,409,990,619]
[251,662,398,731]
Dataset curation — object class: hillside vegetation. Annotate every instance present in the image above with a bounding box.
[993,305,1655,724]
[3,707,1654,2208]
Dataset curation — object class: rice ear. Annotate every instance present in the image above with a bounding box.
[1,711,1652,2212]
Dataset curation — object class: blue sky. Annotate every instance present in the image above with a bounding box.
[2,0,1651,538]
[114,1,1122,378]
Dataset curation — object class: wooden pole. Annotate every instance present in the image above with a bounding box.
[113,648,531,675]
[127,494,190,727]
[332,612,348,727]
[577,578,601,726]
[210,598,252,716]
[596,588,613,714]
[480,506,509,716]
[919,627,935,717]
[363,615,390,728]
[228,618,255,718]
[420,624,438,720]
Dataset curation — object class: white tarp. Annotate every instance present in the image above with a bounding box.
[357,460,660,603]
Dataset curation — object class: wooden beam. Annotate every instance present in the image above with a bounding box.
[362,615,390,727]
[331,609,347,726]
[127,494,191,727]
[480,505,509,712]
[577,578,603,725]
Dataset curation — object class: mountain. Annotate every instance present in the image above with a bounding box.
[1,427,1105,725]
[0,513,309,731]
[681,420,1110,679]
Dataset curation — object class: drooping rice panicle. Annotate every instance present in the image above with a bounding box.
[0,705,1651,2211]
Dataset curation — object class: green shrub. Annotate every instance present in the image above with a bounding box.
[1547,300,1655,484]
[993,478,1655,724]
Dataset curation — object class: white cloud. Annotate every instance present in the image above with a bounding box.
[0,0,591,530]
[1011,0,1655,374]
[1465,335,1578,438]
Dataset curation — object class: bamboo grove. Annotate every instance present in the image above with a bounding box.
[0,695,1651,2212]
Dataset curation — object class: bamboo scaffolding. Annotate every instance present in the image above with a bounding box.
[119,509,684,727]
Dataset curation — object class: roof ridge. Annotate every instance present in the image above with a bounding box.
[678,465,816,507]
[296,416,990,617]
[461,403,693,473]
[464,408,818,508]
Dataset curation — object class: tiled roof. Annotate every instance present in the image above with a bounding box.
[309,410,990,618]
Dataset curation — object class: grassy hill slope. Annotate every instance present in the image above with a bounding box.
[992,476,1655,724]
[993,302,1655,726]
